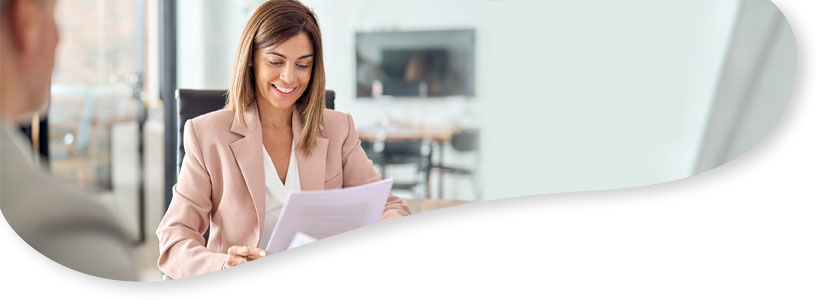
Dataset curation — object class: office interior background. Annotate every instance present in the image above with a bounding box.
[24,0,794,280]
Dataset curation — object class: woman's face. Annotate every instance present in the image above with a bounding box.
[252,32,314,111]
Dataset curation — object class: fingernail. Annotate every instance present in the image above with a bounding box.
[260,251,266,257]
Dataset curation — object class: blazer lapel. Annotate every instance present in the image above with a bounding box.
[229,104,265,239]
[292,109,328,191]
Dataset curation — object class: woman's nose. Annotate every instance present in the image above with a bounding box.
[280,64,296,83]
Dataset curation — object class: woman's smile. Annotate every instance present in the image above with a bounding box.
[272,83,297,96]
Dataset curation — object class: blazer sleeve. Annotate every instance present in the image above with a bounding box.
[155,119,228,279]
[339,113,412,221]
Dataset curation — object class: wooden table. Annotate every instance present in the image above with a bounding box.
[404,198,472,214]
[356,124,457,143]
[357,124,459,199]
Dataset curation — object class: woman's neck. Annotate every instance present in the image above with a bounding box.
[257,99,294,130]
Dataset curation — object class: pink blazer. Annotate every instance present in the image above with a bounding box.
[156,103,411,279]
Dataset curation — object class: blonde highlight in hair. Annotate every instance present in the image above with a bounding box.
[226,0,326,156]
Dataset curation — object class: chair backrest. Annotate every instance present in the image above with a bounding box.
[383,140,426,157]
[451,128,479,152]
[174,89,335,178]
[362,138,431,168]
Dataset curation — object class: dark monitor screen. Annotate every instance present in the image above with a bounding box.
[356,29,475,98]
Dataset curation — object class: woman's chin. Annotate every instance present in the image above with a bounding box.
[260,97,297,111]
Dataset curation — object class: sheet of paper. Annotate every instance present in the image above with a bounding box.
[264,178,393,254]
[287,232,318,250]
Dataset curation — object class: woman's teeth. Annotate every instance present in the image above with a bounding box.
[274,85,295,93]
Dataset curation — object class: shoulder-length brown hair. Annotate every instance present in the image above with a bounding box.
[226,0,326,156]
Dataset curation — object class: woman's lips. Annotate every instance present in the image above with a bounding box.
[272,83,297,97]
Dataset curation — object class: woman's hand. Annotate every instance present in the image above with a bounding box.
[225,245,266,268]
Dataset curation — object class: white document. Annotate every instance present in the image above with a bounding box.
[287,232,318,250]
[264,178,393,254]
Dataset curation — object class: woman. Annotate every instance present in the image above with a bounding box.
[156,0,411,280]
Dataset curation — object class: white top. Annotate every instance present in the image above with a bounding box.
[258,142,301,249]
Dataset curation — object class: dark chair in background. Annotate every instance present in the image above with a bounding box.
[361,138,432,198]
[430,128,480,200]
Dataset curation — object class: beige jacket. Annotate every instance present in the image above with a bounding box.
[156,104,410,279]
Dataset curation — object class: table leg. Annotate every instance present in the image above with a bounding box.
[432,141,445,199]
[424,144,432,198]
[437,141,445,199]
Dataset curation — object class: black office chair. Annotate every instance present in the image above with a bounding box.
[174,89,335,175]
[361,138,432,198]
[430,128,480,200]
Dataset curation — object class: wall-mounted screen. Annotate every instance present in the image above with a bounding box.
[356,29,476,98]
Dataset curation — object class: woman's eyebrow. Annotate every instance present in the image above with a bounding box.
[265,52,314,60]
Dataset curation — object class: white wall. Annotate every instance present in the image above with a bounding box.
[176,0,757,200]
[177,0,265,89]
[477,0,741,199]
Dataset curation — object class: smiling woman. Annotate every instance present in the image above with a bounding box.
[256,37,315,99]
[254,33,314,184]
[155,0,411,280]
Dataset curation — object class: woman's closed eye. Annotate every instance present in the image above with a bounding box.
[266,61,310,69]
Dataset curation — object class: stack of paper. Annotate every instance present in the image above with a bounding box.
[264,179,394,254]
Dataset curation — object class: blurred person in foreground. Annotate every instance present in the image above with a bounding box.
[0,0,137,281]
[156,0,411,279]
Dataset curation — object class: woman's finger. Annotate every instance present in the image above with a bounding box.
[228,245,251,256]
[226,245,266,264]
[246,247,266,261]
[226,255,248,267]
[228,245,266,260]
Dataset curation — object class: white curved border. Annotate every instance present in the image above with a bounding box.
[1,0,815,297]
